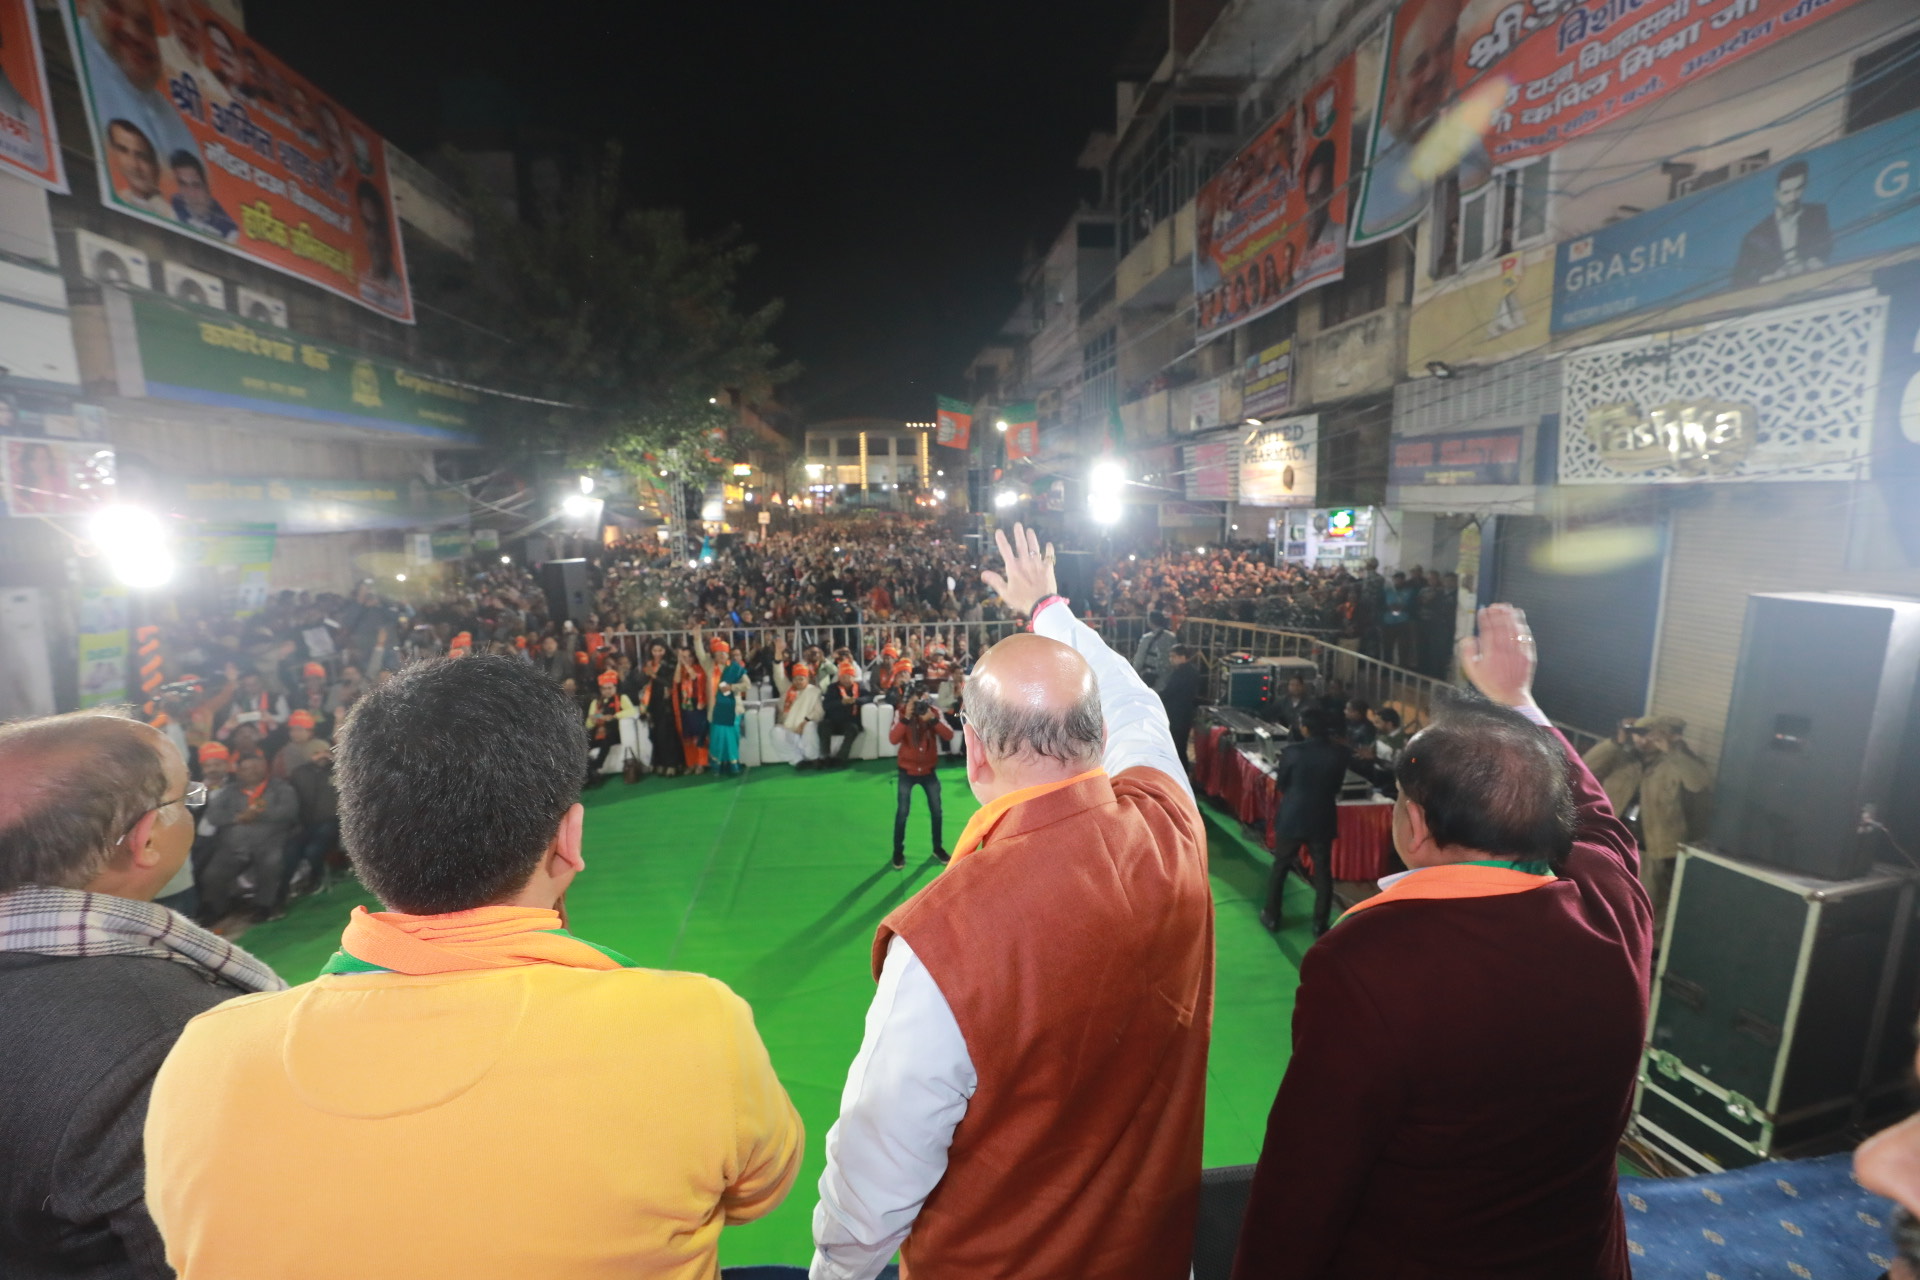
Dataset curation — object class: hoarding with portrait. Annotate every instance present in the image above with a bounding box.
[1351,0,1870,244]
[0,0,65,190]
[1194,59,1354,340]
[60,0,412,321]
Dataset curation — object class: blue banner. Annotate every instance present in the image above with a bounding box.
[1552,108,1920,335]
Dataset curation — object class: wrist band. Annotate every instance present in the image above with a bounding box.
[1028,595,1065,631]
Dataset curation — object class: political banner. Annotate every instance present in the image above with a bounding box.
[1195,58,1354,339]
[0,0,65,190]
[76,586,128,708]
[1002,402,1038,461]
[1552,106,1920,334]
[61,0,413,321]
[1351,0,1869,245]
[1,437,115,516]
[1242,340,1295,420]
[935,395,972,449]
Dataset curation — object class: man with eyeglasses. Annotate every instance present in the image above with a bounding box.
[0,707,283,1279]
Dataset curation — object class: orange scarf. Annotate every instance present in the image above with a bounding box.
[326,905,633,975]
[1337,862,1557,925]
[950,768,1106,862]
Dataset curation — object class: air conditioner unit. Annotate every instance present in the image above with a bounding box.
[162,261,226,311]
[73,230,151,290]
[236,286,288,328]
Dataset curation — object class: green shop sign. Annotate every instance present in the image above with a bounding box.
[177,476,467,534]
[125,291,482,442]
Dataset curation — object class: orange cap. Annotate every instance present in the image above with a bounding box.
[287,710,316,728]
[893,659,913,675]
[597,669,620,685]
[197,741,230,763]
[303,662,325,678]
[789,663,813,679]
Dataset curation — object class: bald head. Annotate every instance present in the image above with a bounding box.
[965,633,1104,773]
[0,709,174,893]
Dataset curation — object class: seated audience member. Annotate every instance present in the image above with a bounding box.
[773,661,824,767]
[1233,606,1653,1279]
[0,710,283,1279]
[818,662,867,768]
[1339,697,1376,750]
[280,744,339,903]
[270,709,328,780]
[144,656,802,1278]
[584,668,639,784]
[198,751,301,924]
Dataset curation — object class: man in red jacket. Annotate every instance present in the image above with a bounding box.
[1234,604,1653,1280]
[888,682,954,871]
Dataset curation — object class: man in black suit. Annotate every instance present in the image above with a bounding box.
[1732,160,1831,288]
[1263,707,1354,937]
[1158,644,1205,771]
[1275,674,1316,740]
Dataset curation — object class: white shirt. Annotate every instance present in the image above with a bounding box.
[809,599,1189,1279]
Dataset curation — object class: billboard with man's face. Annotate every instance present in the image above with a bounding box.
[1351,0,1872,245]
[0,0,65,190]
[60,0,412,322]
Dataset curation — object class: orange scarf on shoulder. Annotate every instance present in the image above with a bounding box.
[323,905,635,975]
[950,768,1106,862]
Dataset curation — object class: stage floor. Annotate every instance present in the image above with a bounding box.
[237,759,1317,1268]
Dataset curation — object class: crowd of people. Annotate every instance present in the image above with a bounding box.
[6,513,1920,1280]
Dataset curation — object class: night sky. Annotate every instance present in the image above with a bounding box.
[247,1,1150,422]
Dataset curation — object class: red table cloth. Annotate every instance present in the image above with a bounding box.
[1196,729,1396,881]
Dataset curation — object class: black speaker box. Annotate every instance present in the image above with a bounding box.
[1054,549,1095,613]
[1711,593,1920,880]
[540,558,591,628]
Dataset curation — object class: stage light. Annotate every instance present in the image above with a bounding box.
[578,475,594,494]
[1088,459,1125,526]
[562,494,595,519]
[500,554,511,564]
[88,505,175,588]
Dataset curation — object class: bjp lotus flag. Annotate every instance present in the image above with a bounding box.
[1003,402,1039,461]
[936,395,973,448]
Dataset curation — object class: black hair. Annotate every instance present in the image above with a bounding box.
[1303,139,1336,191]
[1346,698,1370,713]
[1300,707,1339,739]
[1778,160,1810,185]
[1149,610,1170,630]
[335,655,585,913]
[169,149,206,177]
[1376,706,1402,729]
[356,179,385,214]
[1392,696,1575,870]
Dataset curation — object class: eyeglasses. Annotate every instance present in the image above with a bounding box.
[116,781,209,847]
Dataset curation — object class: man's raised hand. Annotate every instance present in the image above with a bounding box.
[1457,603,1538,710]
[980,523,1058,618]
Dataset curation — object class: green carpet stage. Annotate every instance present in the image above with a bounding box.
[238,760,1317,1268]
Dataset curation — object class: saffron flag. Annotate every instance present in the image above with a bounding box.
[1004,402,1039,461]
[936,395,972,448]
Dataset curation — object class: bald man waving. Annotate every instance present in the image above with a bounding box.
[811,524,1213,1280]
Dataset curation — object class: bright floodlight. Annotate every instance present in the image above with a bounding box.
[995,420,1009,432]
[658,596,669,608]
[578,475,595,494]
[500,554,511,564]
[993,489,1016,509]
[396,573,408,582]
[1089,493,1123,525]
[562,493,595,519]
[88,505,175,589]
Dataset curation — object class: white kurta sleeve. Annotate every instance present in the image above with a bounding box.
[1031,598,1194,801]
[810,936,975,1280]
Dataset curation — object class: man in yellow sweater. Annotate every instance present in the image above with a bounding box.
[143,655,803,1279]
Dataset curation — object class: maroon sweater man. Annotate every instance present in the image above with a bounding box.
[1234,604,1654,1279]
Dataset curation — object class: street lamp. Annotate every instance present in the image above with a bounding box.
[995,420,1009,433]
[88,505,175,589]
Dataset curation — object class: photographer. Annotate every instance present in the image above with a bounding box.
[1583,713,1713,934]
[888,687,954,870]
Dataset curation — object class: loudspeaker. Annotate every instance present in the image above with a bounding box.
[1634,844,1918,1172]
[1711,593,1920,880]
[1054,549,1095,613]
[540,558,591,627]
